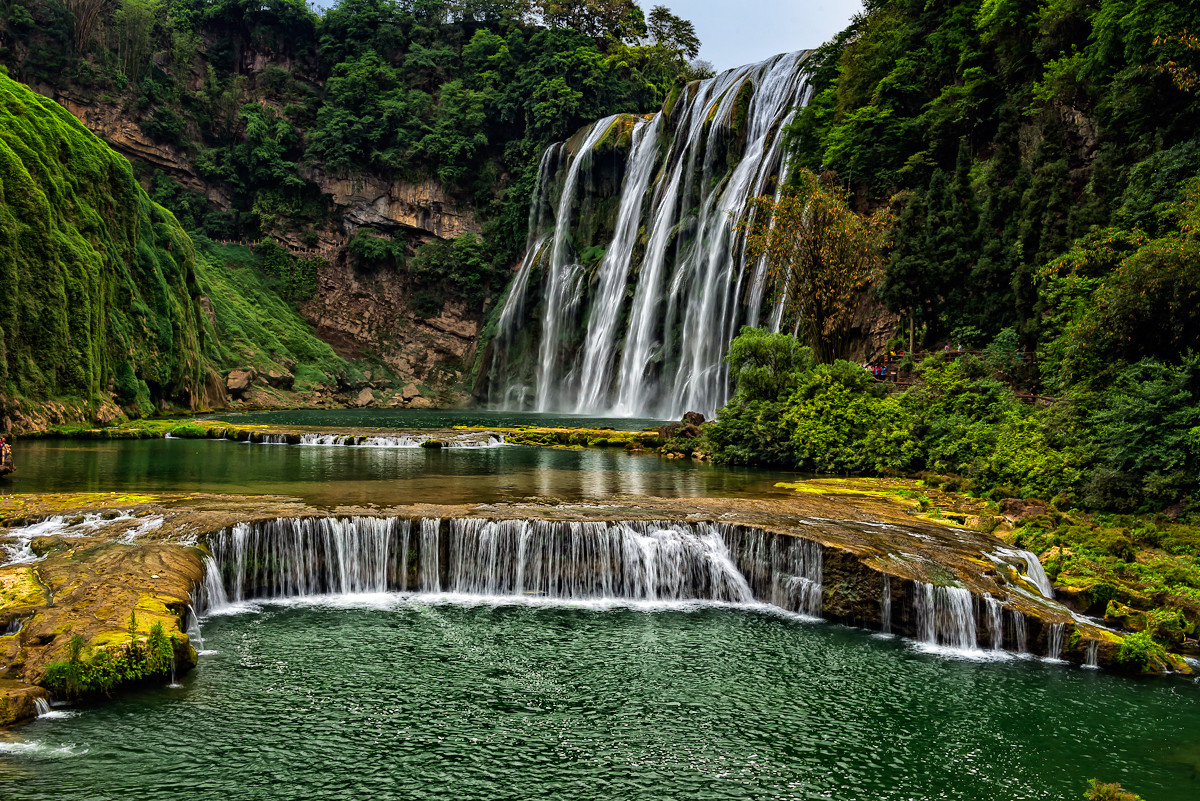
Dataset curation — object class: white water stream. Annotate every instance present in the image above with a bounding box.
[491,52,814,418]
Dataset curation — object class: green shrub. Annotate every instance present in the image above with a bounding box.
[42,620,175,699]
[1115,630,1164,672]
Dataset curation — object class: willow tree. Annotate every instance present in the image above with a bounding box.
[741,169,891,362]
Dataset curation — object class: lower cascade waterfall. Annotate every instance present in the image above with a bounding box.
[194,516,1094,664]
[200,516,820,613]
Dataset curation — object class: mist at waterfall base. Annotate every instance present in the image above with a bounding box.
[5,601,1198,800]
[488,52,814,419]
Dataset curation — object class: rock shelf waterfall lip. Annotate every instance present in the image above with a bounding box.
[200,516,820,615]
[990,547,1055,599]
[195,515,1108,668]
[491,51,815,419]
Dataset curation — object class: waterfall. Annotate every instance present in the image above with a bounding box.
[573,117,662,413]
[991,547,1055,599]
[914,582,978,650]
[198,555,229,613]
[296,433,504,448]
[1014,550,1055,599]
[533,116,622,412]
[417,518,441,592]
[445,519,753,602]
[1046,622,1066,661]
[490,51,814,418]
[724,526,822,616]
[184,605,204,651]
[1011,609,1028,654]
[209,518,410,604]
[34,698,51,717]
[985,596,1003,651]
[881,574,892,634]
[202,517,817,611]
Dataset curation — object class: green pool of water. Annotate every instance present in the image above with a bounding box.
[3,438,797,506]
[2,600,1197,800]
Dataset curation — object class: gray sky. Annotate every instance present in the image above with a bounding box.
[665,1,865,71]
[308,1,865,72]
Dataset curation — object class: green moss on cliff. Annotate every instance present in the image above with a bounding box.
[191,239,348,390]
[0,73,205,417]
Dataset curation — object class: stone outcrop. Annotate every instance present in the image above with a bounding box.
[53,92,230,208]
[302,256,480,393]
[0,680,48,727]
[226,368,256,396]
[308,170,480,239]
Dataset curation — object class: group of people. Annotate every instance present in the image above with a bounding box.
[862,348,904,380]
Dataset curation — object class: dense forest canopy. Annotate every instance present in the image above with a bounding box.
[711,1,1200,531]
[789,0,1200,358]
[0,0,708,315]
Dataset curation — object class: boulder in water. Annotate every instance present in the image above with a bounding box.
[682,411,706,427]
[658,422,701,440]
[0,680,49,727]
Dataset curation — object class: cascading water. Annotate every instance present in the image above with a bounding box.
[724,526,822,615]
[985,596,1003,651]
[446,518,753,602]
[914,582,978,650]
[1011,608,1028,653]
[1084,640,1099,669]
[203,517,812,611]
[881,574,892,634]
[489,51,814,418]
[1046,622,1066,661]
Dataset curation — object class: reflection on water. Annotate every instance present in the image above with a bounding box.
[5,438,799,506]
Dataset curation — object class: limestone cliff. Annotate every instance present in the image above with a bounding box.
[303,256,479,395]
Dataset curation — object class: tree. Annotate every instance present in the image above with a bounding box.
[646,5,697,59]
[536,0,646,45]
[109,0,161,85]
[741,169,892,362]
[60,0,110,54]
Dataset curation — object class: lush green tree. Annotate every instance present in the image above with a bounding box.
[742,169,892,362]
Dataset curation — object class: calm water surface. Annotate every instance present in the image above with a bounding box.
[5,438,798,506]
[2,600,1198,800]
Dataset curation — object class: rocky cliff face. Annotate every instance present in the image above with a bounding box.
[304,256,480,395]
[51,92,486,403]
[308,169,481,240]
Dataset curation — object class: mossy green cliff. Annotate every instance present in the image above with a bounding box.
[0,72,211,422]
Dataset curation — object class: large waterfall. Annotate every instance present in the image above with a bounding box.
[488,51,814,418]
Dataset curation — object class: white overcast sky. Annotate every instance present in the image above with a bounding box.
[311,1,865,72]
[663,1,865,70]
